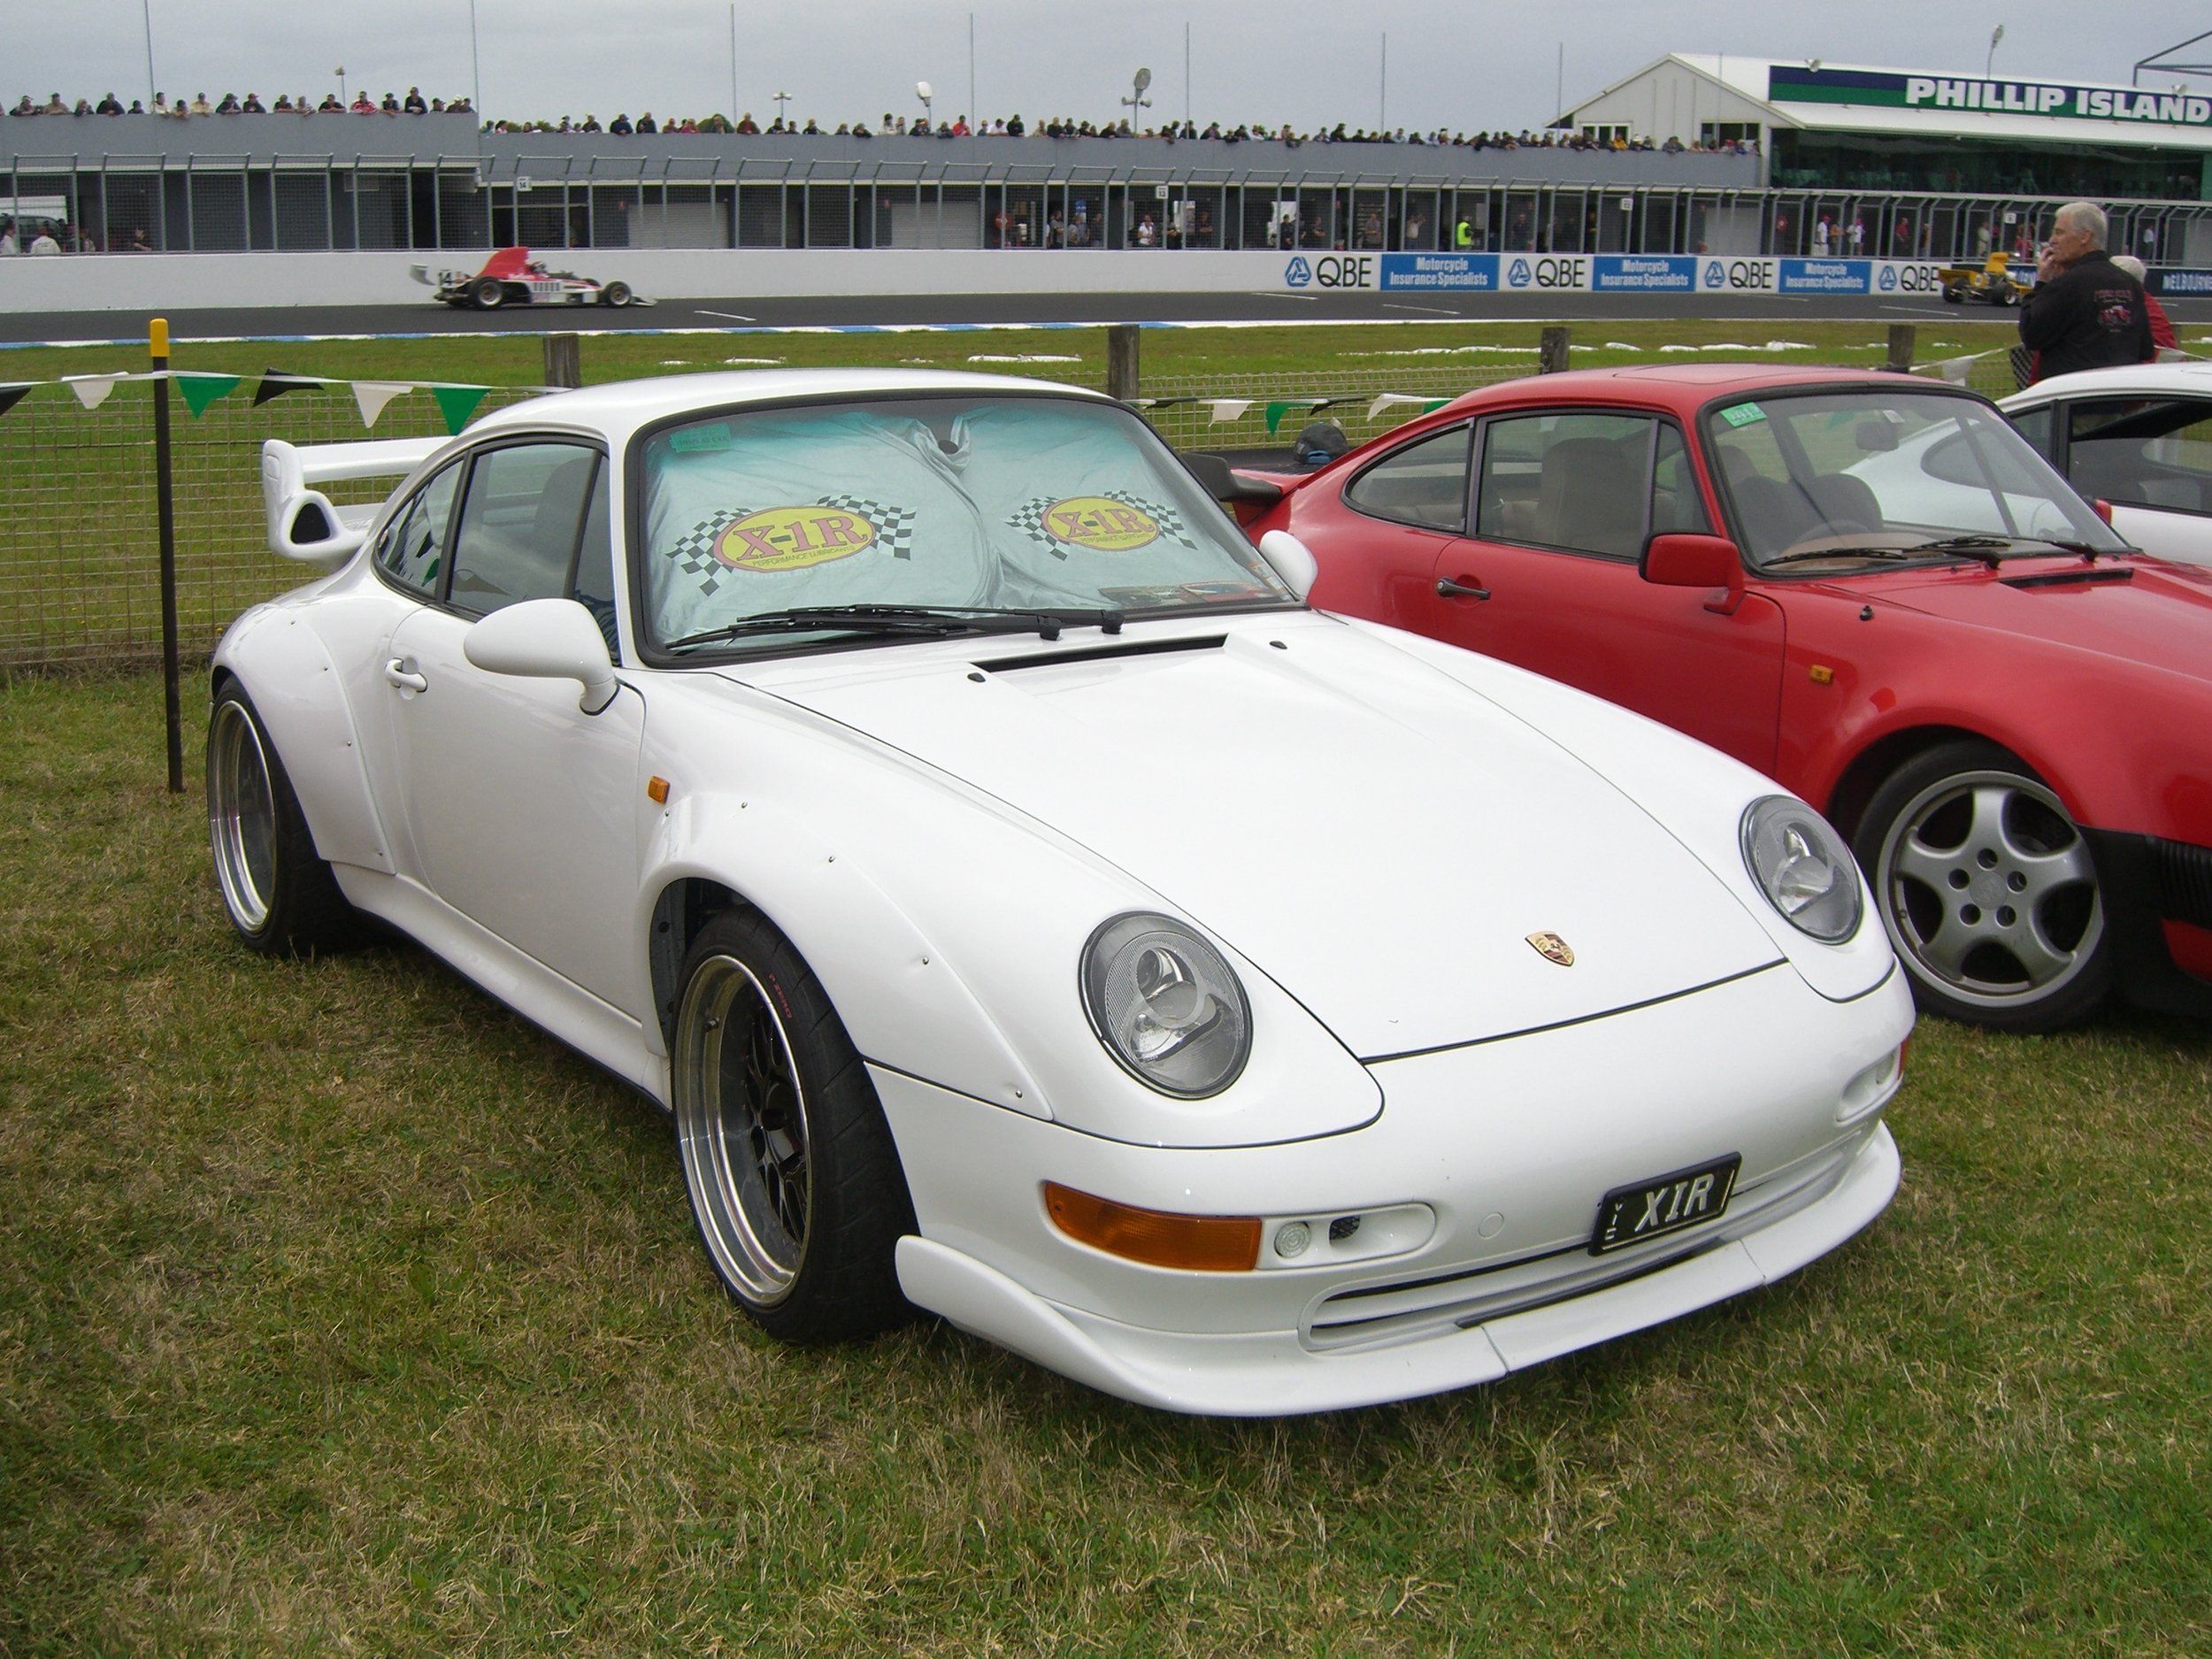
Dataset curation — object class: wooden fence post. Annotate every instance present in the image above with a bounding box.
[544,333,582,388]
[1886,324,1916,374]
[1539,326,1572,373]
[1106,325,1141,402]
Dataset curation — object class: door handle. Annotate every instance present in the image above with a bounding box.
[1436,577,1491,601]
[384,657,428,694]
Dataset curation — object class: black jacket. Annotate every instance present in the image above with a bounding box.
[2019,250,2151,381]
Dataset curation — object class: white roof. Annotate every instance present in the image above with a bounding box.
[2001,361,2212,410]
[1573,54,2212,151]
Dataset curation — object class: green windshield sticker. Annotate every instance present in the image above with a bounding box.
[668,422,733,452]
[1719,403,1767,428]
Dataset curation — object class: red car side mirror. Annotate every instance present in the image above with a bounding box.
[1641,533,1747,615]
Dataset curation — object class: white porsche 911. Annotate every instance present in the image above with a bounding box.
[211,370,1913,1415]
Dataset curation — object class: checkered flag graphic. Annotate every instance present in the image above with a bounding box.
[1104,490,1198,549]
[818,495,917,559]
[1006,496,1066,557]
[665,508,748,597]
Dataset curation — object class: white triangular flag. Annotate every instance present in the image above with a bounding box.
[1206,399,1252,424]
[353,381,411,428]
[1939,357,1973,385]
[70,376,118,410]
[1366,393,1433,420]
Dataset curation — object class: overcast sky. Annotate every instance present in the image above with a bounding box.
[13,2,2207,134]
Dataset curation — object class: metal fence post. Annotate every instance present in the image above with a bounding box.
[150,317,183,793]
[1539,326,1571,373]
[1106,324,1141,402]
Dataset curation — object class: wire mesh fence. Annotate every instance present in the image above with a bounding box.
[0,342,2040,674]
[0,380,543,672]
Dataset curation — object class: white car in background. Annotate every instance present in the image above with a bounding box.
[2001,362,2212,567]
[210,370,1912,1415]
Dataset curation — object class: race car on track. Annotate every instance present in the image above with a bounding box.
[213,370,1913,1415]
[1936,251,2032,306]
[411,246,643,310]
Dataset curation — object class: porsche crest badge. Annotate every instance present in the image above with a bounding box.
[1526,932,1575,966]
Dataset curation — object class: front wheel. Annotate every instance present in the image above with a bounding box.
[671,911,914,1341]
[471,276,505,310]
[1854,741,2111,1031]
[207,683,357,956]
[599,280,633,307]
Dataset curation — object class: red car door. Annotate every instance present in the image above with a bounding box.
[1323,407,1789,778]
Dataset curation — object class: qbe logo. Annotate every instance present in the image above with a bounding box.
[1704,261,1725,288]
[1311,254,1375,288]
[1878,265,1899,291]
[1284,257,1313,288]
[1706,259,1776,291]
[1507,257,1587,289]
[1893,264,1943,293]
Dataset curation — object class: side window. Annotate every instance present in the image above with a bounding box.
[447,443,602,618]
[1650,425,1712,535]
[2008,403,2055,462]
[373,461,462,596]
[1477,412,1653,558]
[1343,424,1471,531]
[2066,397,2212,516]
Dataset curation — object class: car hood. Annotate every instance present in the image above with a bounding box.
[1816,557,2212,679]
[734,615,1784,1057]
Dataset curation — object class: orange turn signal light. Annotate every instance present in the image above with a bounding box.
[1044,1182,1261,1272]
[647,775,671,804]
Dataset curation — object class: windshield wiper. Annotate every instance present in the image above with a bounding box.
[1901,534,2116,567]
[1759,546,1922,568]
[666,603,1125,652]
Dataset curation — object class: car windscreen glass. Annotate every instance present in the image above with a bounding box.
[637,396,1295,652]
[1703,388,2128,567]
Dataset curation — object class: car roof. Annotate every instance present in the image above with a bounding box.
[467,367,1113,442]
[1437,364,1980,419]
[2001,361,2212,408]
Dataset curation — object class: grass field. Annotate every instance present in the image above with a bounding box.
[2,671,2208,1657]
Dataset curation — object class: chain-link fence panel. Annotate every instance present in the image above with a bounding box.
[0,380,543,672]
[1138,363,1536,457]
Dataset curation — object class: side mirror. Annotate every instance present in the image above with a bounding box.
[1641,533,1746,614]
[1256,529,1318,602]
[463,597,619,714]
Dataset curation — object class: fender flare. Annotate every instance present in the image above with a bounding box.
[212,610,393,873]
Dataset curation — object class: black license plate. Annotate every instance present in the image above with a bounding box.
[1590,1155,1741,1256]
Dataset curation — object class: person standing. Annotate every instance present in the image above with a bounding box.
[2018,202,2151,382]
[2108,255,2176,357]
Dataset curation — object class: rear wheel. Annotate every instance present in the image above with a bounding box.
[671,911,914,1341]
[472,276,505,310]
[1855,740,2111,1031]
[207,683,357,956]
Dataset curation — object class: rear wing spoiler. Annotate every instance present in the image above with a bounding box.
[261,435,448,564]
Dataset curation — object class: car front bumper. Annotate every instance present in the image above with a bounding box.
[879,959,1915,1415]
[2085,829,2212,1018]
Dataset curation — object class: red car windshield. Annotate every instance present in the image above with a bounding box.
[1701,388,2129,568]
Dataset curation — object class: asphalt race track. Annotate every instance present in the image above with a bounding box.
[8,286,2209,346]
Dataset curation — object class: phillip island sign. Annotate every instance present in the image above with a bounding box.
[1769,65,2212,130]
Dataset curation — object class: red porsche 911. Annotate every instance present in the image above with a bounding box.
[1238,365,2212,1032]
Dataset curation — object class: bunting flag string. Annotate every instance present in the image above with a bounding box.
[175,373,242,418]
[67,375,119,411]
[1265,397,1336,437]
[432,385,491,434]
[1206,399,1254,425]
[351,381,412,429]
[1365,393,1452,420]
[253,370,326,406]
[0,384,30,419]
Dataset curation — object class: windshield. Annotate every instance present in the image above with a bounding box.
[1701,388,2131,570]
[637,395,1294,653]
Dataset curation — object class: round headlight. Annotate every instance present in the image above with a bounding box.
[1740,795,1863,943]
[1080,913,1252,1098]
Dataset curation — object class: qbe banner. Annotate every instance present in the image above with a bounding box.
[1377,252,1500,291]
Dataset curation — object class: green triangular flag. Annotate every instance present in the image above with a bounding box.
[432,384,490,434]
[1264,398,1324,436]
[176,373,242,417]
[0,384,30,419]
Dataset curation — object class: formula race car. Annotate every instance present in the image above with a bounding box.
[1936,251,2032,306]
[411,246,645,310]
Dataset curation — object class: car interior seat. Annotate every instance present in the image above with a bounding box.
[1536,437,1644,557]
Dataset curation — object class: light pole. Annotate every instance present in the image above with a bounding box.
[772,89,791,130]
[1121,65,1152,130]
[336,65,347,106]
[470,0,482,118]
[916,80,933,129]
[1987,25,2005,78]
[142,0,157,105]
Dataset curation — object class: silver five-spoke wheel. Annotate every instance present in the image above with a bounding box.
[1856,741,2111,1031]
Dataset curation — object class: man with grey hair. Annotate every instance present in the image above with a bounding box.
[2018,202,2149,381]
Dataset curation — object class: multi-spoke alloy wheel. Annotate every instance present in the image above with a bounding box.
[205,683,357,956]
[1856,741,2111,1031]
[671,912,915,1340]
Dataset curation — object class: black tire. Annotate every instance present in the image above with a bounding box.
[206,682,357,956]
[1853,740,2112,1031]
[1941,287,1964,304]
[671,910,915,1341]
[472,276,505,310]
[599,280,632,308]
